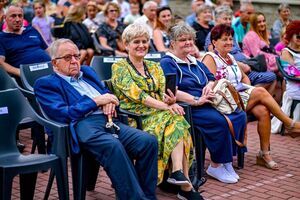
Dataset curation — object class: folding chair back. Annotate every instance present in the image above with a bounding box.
[91,53,165,81]
[20,62,53,91]
[90,56,124,80]
[144,52,165,63]
[0,89,68,200]
[0,67,17,90]
[0,89,30,154]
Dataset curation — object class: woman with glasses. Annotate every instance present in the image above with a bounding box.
[160,22,246,184]
[63,5,94,65]
[96,2,127,57]
[272,20,300,137]
[112,24,202,200]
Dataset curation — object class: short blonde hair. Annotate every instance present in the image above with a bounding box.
[122,23,150,44]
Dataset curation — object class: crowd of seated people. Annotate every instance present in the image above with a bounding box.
[204,5,277,96]
[112,23,200,199]
[1,0,300,199]
[202,24,300,171]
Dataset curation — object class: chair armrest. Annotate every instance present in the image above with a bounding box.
[118,108,143,130]
[30,107,69,157]
[177,102,196,143]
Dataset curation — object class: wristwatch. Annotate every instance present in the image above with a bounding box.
[194,96,200,105]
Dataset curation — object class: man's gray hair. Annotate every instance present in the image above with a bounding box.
[143,1,157,10]
[169,22,196,41]
[49,39,78,59]
[278,3,290,13]
[215,5,233,20]
[240,2,253,12]
[3,3,23,15]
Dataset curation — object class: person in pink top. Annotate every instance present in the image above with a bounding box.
[32,1,54,45]
[243,12,278,72]
[274,28,288,55]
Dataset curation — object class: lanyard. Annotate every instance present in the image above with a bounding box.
[126,58,157,93]
[214,51,239,84]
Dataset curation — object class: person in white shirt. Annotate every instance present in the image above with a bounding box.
[134,1,157,38]
[123,2,141,25]
[83,1,101,33]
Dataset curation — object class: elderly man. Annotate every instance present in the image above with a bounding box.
[34,39,158,200]
[205,6,276,92]
[0,4,50,79]
[231,2,254,47]
[134,1,157,38]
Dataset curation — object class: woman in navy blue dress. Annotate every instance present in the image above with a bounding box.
[160,23,247,184]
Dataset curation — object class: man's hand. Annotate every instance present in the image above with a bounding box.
[93,94,119,107]
[103,103,117,118]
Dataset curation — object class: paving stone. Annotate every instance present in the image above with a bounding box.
[10,120,300,200]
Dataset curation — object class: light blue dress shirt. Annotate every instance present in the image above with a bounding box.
[57,71,103,114]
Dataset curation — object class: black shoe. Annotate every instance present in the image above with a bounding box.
[167,170,190,186]
[177,189,204,200]
[17,140,25,152]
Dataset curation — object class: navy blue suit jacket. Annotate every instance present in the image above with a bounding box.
[34,66,110,153]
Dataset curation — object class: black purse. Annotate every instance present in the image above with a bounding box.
[243,54,267,72]
[261,46,276,55]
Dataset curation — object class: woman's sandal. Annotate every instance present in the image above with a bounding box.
[285,120,300,138]
[256,151,279,170]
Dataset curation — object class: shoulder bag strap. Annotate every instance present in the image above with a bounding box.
[223,114,246,147]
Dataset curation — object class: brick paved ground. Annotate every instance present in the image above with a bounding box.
[12,121,300,199]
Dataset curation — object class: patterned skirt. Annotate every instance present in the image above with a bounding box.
[130,110,193,184]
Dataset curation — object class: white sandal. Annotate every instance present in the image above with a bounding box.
[256,151,279,170]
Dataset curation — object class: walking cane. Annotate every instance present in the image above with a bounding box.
[105,115,120,138]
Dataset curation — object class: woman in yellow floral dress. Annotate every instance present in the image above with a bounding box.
[112,24,200,198]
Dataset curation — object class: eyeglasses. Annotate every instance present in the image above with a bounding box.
[54,54,81,62]
[108,9,118,13]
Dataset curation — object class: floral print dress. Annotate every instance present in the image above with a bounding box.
[112,58,193,184]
